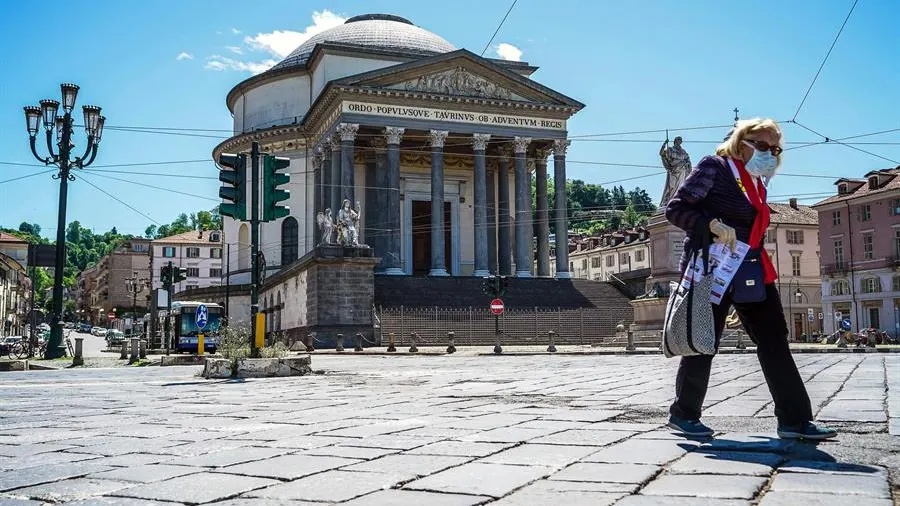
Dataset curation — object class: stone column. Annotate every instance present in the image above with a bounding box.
[487,164,498,274]
[497,147,513,276]
[329,135,341,218]
[535,148,551,277]
[514,136,532,277]
[312,149,323,245]
[472,133,491,277]
[371,137,388,270]
[429,130,449,276]
[384,127,405,274]
[338,123,359,205]
[553,139,571,278]
[321,140,333,214]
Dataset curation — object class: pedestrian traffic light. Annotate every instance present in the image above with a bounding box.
[172,266,188,284]
[161,264,172,291]
[218,152,247,221]
[262,154,290,222]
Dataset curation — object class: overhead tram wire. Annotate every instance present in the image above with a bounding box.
[791,0,861,121]
[80,171,220,202]
[793,121,899,165]
[0,169,57,185]
[75,173,162,225]
[480,0,518,57]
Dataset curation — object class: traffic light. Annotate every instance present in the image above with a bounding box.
[161,265,172,291]
[482,276,494,297]
[218,153,247,221]
[499,276,509,296]
[481,275,509,297]
[172,267,188,284]
[262,154,290,221]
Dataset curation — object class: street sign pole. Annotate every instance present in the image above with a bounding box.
[490,298,504,354]
[166,261,173,355]
[250,141,261,358]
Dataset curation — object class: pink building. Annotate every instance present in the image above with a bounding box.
[813,168,900,336]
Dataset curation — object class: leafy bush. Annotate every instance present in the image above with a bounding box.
[260,341,290,358]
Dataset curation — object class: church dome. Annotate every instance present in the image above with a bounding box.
[270,14,456,71]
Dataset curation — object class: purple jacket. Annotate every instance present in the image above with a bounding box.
[665,155,762,271]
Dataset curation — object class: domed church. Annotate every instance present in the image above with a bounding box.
[213,14,592,339]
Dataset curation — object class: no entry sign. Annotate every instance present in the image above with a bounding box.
[490,298,504,315]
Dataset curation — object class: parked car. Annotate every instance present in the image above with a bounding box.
[64,322,76,329]
[78,323,92,333]
[91,327,107,337]
[0,336,23,357]
[106,329,125,347]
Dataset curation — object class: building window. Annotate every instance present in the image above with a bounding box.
[620,252,630,265]
[211,248,222,259]
[162,247,176,258]
[606,255,614,267]
[863,232,874,260]
[861,277,882,293]
[581,259,587,270]
[281,217,299,266]
[186,284,199,291]
[831,280,850,296]
[209,268,222,278]
[895,229,900,258]
[890,199,900,216]
[832,211,841,226]
[569,262,573,271]
[186,247,200,258]
[893,275,900,292]
[635,249,645,262]
[861,204,871,221]
[786,230,804,244]
[186,267,200,277]
[765,229,776,243]
[791,254,801,276]
[833,239,844,268]
[591,257,601,268]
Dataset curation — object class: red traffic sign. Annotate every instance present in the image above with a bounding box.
[490,298,504,315]
[107,312,116,320]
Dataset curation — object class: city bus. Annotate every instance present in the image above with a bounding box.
[163,301,224,353]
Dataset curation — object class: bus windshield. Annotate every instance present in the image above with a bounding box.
[179,311,222,337]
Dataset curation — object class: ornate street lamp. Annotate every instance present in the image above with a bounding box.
[23,83,105,358]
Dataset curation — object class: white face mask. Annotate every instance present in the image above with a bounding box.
[742,141,779,182]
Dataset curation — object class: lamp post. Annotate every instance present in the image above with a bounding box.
[125,271,149,337]
[787,278,799,342]
[794,288,809,341]
[23,83,105,358]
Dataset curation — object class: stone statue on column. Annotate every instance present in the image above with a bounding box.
[337,199,361,247]
[659,136,692,208]
[316,209,335,244]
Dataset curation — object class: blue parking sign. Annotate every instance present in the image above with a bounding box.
[196,304,208,330]
[840,318,852,331]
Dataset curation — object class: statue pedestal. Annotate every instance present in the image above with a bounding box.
[630,211,686,332]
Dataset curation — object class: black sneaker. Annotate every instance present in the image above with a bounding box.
[777,422,837,440]
[667,415,714,437]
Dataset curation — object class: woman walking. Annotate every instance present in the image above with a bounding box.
[665,118,836,440]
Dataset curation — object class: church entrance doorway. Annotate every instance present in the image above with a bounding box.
[411,200,452,276]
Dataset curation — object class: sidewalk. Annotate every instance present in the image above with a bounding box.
[0,354,896,505]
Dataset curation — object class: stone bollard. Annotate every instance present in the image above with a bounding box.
[409,332,419,353]
[139,340,147,359]
[493,334,502,355]
[120,341,128,360]
[72,337,84,366]
[836,331,849,348]
[386,332,397,353]
[305,333,316,352]
[625,328,636,352]
[547,331,557,353]
[736,332,747,350]
[446,332,456,354]
[354,333,364,352]
[129,337,140,363]
[336,334,345,352]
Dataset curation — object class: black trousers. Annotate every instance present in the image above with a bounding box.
[669,284,813,426]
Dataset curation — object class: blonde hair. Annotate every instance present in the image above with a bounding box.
[717,118,784,168]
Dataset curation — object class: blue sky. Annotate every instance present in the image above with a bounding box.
[1,0,898,238]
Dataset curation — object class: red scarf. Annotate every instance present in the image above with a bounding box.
[732,157,777,283]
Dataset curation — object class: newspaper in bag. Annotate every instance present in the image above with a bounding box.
[707,240,750,305]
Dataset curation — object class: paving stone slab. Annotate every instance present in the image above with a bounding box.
[88,464,204,483]
[758,491,893,506]
[777,460,887,476]
[406,441,514,457]
[0,497,44,506]
[48,498,162,506]
[340,489,490,506]
[344,454,471,477]
[403,462,551,498]
[204,499,324,506]
[86,453,173,467]
[668,451,784,476]
[10,478,133,503]
[491,480,625,506]
[459,426,556,443]
[614,495,752,506]
[0,461,114,492]
[301,445,399,460]
[698,434,792,453]
[540,410,624,422]
[530,429,633,447]
[583,438,695,465]
[249,470,402,502]
[165,446,292,468]
[481,443,599,469]
[221,454,359,480]
[0,451,102,470]
[584,422,663,432]
[768,471,890,498]
[640,474,767,499]
[549,462,659,484]
[111,472,277,504]
[0,443,76,457]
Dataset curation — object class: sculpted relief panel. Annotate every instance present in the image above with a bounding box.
[392,66,525,101]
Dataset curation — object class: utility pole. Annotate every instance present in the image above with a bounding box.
[125,271,147,338]
[250,141,261,358]
[23,84,105,359]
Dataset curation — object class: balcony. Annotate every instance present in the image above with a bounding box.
[821,263,847,276]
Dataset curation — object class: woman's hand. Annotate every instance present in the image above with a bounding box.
[709,219,737,251]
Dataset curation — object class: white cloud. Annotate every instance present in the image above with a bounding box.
[205,55,278,75]
[231,28,242,34]
[495,43,522,62]
[225,46,243,55]
[243,10,346,58]
[176,52,194,61]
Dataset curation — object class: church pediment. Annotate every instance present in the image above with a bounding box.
[333,50,584,109]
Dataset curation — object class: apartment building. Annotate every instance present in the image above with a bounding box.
[0,252,30,337]
[75,238,151,326]
[814,168,900,335]
[551,228,651,294]
[150,230,223,295]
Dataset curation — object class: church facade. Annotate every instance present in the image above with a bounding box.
[215,14,584,288]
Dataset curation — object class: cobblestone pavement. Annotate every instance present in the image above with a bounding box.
[0,353,897,505]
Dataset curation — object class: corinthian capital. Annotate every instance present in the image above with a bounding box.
[513,136,532,154]
[497,144,513,162]
[337,123,359,142]
[369,136,387,150]
[429,130,449,149]
[384,126,405,145]
[330,134,341,152]
[534,147,552,163]
[311,152,322,170]
[553,139,571,156]
[472,133,491,151]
